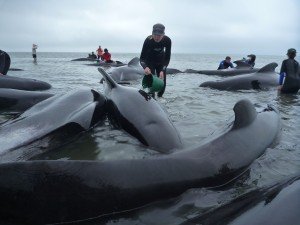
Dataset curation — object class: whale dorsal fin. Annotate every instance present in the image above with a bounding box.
[233,99,257,129]
[257,63,278,73]
[128,57,140,67]
[234,60,252,68]
[98,67,117,89]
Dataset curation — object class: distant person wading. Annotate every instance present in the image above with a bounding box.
[140,23,171,97]
[32,44,38,62]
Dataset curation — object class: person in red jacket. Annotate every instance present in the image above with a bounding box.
[102,48,113,63]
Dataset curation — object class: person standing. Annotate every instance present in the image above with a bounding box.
[0,50,11,75]
[278,48,300,94]
[140,23,171,97]
[96,46,104,60]
[32,44,38,62]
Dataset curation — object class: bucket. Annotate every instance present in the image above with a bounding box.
[142,75,164,92]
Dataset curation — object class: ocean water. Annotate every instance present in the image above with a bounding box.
[3,52,300,224]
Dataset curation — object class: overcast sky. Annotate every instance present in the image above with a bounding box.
[1,0,299,55]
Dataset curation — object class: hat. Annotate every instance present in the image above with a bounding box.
[104,48,108,52]
[287,48,296,54]
[152,23,165,36]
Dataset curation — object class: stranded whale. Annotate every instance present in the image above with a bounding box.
[0,89,106,162]
[200,63,279,91]
[99,67,182,152]
[0,99,280,224]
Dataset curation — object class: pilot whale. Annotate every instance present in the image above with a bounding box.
[200,63,279,91]
[182,173,300,225]
[186,60,259,76]
[0,99,280,224]
[99,67,182,152]
[0,75,51,91]
[0,89,106,162]
[0,89,53,114]
[103,57,183,83]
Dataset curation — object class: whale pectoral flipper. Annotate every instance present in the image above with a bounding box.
[233,99,257,129]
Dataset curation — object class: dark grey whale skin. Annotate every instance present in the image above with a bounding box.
[200,63,279,91]
[0,89,106,162]
[0,99,280,225]
[99,67,183,153]
[0,75,51,91]
[0,88,53,114]
[182,173,300,225]
[186,60,259,76]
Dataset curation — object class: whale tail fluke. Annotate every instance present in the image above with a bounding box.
[98,67,117,89]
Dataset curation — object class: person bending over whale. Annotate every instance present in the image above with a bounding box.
[217,56,234,70]
[140,23,171,97]
[244,54,256,68]
[278,48,300,94]
[0,50,11,75]
[88,52,97,59]
[102,48,113,63]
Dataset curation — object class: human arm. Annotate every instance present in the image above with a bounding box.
[217,62,224,70]
[140,38,152,75]
[279,72,285,85]
[279,61,287,85]
[163,37,171,69]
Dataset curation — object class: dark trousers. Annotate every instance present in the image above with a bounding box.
[149,64,167,97]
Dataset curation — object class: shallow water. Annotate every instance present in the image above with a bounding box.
[3,52,300,224]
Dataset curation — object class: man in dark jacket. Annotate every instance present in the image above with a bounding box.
[278,48,300,94]
[140,23,171,97]
[217,56,234,70]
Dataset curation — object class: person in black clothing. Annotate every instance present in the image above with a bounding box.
[140,23,171,97]
[217,56,234,70]
[245,54,256,68]
[0,50,11,75]
[278,48,300,94]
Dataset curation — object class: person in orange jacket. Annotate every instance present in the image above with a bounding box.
[96,46,103,60]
